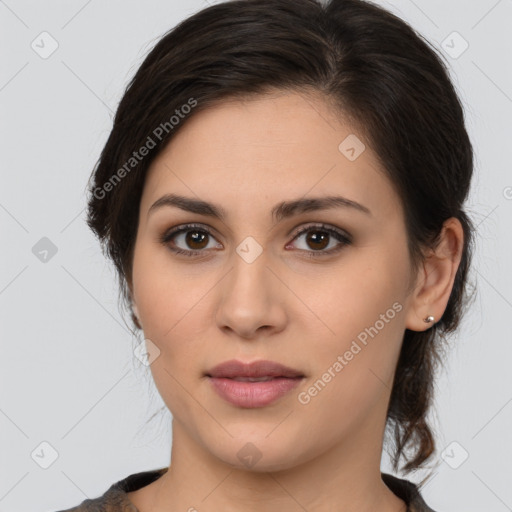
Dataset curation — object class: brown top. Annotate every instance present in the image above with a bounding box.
[55,467,437,512]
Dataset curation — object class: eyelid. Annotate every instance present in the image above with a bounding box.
[289,222,352,243]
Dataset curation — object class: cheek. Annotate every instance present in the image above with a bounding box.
[132,255,211,416]
[298,246,408,342]
[296,299,406,444]
[131,243,220,399]
[295,252,408,414]
[132,240,208,335]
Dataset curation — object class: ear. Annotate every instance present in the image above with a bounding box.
[126,277,142,330]
[131,300,143,330]
[405,217,464,332]
[129,284,143,330]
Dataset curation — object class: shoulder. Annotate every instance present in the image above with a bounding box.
[54,467,168,512]
[53,484,137,512]
[382,472,438,512]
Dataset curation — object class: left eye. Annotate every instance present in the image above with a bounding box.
[288,225,351,255]
[159,223,352,258]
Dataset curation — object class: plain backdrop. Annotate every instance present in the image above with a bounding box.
[1,0,511,511]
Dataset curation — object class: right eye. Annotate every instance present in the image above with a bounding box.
[159,223,222,257]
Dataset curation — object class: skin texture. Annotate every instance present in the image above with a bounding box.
[126,90,463,512]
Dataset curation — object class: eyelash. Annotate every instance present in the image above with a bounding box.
[159,222,352,259]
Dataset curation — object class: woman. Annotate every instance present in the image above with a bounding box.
[58,0,474,510]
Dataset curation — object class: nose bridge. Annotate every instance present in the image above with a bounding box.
[228,231,271,288]
[215,241,286,337]
[227,242,273,306]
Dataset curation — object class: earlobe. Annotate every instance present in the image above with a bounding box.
[405,217,464,332]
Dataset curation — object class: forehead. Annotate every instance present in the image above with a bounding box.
[140,91,401,222]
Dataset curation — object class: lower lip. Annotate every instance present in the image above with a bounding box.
[207,377,303,408]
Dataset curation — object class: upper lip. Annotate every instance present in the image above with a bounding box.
[206,359,305,379]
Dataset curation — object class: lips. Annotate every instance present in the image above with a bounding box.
[205,359,305,379]
[205,359,305,408]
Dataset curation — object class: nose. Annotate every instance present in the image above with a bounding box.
[215,250,288,340]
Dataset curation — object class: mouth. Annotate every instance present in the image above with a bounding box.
[205,359,305,408]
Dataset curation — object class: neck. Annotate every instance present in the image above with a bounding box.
[148,416,406,512]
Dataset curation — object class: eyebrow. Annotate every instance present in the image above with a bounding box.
[148,193,372,222]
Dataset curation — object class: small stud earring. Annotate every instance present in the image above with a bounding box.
[423,315,435,323]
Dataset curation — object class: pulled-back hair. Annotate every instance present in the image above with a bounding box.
[86,0,476,473]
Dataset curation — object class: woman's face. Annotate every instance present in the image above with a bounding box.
[130,90,421,471]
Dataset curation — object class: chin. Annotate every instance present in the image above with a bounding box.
[205,433,310,473]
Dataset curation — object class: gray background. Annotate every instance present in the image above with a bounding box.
[1,0,511,511]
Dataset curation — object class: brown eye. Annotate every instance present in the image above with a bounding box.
[160,223,221,256]
[287,224,352,258]
[184,230,209,250]
[304,230,330,251]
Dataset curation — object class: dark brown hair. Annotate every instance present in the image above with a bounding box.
[86,0,476,474]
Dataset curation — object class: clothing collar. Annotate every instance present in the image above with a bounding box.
[62,467,437,512]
